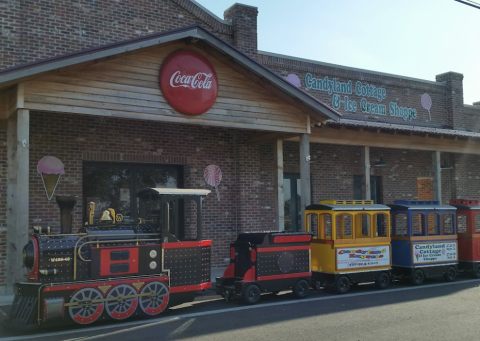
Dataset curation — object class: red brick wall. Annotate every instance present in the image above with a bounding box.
[417,178,434,201]
[284,141,457,206]
[0,0,233,69]
[21,112,274,271]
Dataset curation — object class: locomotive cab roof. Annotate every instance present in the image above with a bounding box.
[137,188,211,198]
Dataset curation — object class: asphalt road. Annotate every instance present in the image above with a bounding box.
[1,278,480,341]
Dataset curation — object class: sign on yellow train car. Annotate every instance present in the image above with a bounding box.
[336,245,390,270]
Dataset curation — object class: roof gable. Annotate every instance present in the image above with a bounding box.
[0,25,341,126]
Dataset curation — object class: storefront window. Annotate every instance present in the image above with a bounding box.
[83,162,182,228]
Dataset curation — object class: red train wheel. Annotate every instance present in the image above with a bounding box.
[139,281,169,316]
[105,284,138,320]
[68,287,104,324]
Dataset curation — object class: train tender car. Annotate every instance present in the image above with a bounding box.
[6,188,212,329]
[305,200,392,294]
[449,199,480,278]
[389,200,458,285]
[216,232,312,304]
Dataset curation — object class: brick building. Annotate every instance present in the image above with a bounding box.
[1,0,480,291]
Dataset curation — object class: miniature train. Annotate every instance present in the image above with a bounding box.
[7,188,212,329]
[6,191,480,329]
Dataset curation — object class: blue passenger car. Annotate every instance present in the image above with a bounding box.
[389,201,457,285]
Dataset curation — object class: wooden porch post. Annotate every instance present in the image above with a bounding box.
[433,151,442,202]
[6,109,30,292]
[275,139,284,231]
[299,134,311,231]
[361,146,371,200]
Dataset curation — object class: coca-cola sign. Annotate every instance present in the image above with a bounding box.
[160,50,218,115]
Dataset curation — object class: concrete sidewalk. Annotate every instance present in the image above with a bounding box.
[0,266,226,307]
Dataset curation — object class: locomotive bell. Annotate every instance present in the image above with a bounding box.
[100,210,113,221]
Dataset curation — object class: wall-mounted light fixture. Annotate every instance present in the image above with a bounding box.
[373,157,388,167]
[440,161,453,170]
[306,155,318,163]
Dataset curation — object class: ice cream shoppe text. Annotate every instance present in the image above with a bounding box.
[305,74,417,121]
[412,243,457,264]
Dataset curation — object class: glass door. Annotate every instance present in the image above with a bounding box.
[284,173,301,231]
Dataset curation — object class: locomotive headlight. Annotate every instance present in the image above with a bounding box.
[22,240,35,271]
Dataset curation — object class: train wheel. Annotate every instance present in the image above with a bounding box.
[410,269,424,286]
[375,272,390,290]
[334,276,350,294]
[105,284,138,320]
[139,281,169,316]
[243,284,261,305]
[68,287,104,324]
[473,263,480,279]
[293,279,310,299]
[444,266,457,282]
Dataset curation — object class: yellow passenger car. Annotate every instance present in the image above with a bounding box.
[305,200,391,293]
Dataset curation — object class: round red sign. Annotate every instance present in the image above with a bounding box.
[159,50,218,115]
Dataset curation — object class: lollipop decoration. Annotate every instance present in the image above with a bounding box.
[204,165,222,201]
[421,93,432,121]
[285,74,301,88]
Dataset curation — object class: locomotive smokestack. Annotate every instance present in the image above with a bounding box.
[56,196,77,234]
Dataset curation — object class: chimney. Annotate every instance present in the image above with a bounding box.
[56,196,77,234]
[224,3,258,60]
[436,72,464,129]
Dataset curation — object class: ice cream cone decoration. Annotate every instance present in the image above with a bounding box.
[37,156,65,200]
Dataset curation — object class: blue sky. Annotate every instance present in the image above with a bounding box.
[195,0,480,105]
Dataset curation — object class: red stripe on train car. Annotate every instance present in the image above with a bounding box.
[257,245,310,253]
[169,282,212,293]
[162,240,212,249]
[42,277,169,292]
[257,272,311,281]
[273,235,312,244]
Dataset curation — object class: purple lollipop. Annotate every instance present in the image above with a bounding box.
[286,74,301,88]
[421,93,432,121]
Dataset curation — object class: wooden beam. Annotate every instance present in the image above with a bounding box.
[275,139,284,231]
[299,134,311,232]
[6,109,30,292]
[0,91,7,119]
[287,126,480,155]
[433,151,442,202]
[361,147,371,200]
[248,131,300,144]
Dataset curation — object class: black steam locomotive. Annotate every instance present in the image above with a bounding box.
[7,188,212,328]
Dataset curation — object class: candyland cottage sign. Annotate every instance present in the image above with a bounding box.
[336,245,390,270]
[304,74,420,121]
[412,242,457,264]
[160,50,218,115]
